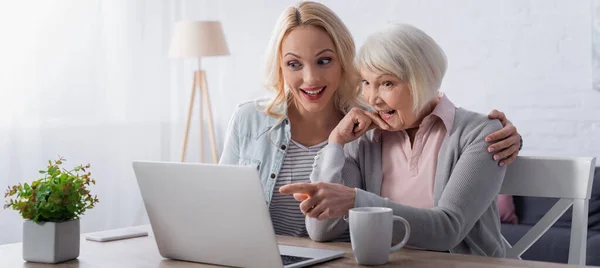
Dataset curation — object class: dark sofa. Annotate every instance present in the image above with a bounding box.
[501,167,600,265]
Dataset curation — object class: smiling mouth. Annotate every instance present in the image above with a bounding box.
[378,110,396,120]
[300,87,325,96]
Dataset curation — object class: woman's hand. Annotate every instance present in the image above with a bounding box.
[279,182,356,220]
[329,108,390,146]
[486,109,522,167]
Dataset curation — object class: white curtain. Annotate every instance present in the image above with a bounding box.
[0,0,207,244]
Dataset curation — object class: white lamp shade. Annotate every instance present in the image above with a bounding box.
[169,20,229,58]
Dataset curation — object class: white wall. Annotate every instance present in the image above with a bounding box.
[0,0,183,244]
[186,0,600,162]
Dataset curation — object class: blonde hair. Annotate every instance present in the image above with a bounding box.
[358,23,447,113]
[261,1,362,118]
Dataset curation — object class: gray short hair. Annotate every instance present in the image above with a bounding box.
[358,23,447,113]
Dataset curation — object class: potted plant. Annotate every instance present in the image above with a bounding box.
[4,157,99,263]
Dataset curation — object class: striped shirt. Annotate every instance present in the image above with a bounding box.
[269,139,328,237]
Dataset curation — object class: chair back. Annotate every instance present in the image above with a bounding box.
[500,156,596,265]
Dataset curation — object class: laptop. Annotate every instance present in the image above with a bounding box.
[132,161,345,268]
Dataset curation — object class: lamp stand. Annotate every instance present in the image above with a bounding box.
[181,58,218,163]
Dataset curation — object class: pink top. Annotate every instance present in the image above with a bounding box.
[376,93,456,209]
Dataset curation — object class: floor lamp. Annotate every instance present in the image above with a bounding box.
[169,21,229,163]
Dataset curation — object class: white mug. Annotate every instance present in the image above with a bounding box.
[346,207,410,265]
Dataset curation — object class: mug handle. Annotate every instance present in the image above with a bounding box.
[390,216,410,252]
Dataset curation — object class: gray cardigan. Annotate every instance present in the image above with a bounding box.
[307,108,507,257]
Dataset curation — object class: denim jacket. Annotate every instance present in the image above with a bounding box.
[219,98,292,204]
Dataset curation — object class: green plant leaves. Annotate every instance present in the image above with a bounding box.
[3,156,99,223]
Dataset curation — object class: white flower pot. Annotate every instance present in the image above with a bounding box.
[22,219,80,263]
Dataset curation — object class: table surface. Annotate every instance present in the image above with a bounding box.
[0,225,595,268]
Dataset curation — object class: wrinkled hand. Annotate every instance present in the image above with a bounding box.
[486,109,521,167]
[279,182,356,220]
[329,108,390,146]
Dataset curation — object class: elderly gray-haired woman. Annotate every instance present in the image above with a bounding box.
[281,23,508,257]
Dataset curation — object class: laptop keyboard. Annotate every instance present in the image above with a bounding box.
[281,255,312,266]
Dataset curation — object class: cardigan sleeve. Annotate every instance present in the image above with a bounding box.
[354,120,506,251]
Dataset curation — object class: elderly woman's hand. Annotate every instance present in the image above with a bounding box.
[486,109,522,167]
[329,108,390,146]
[279,182,356,220]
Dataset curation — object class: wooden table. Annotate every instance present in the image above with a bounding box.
[0,225,595,267]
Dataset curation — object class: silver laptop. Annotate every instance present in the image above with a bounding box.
[132,161,345,268]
